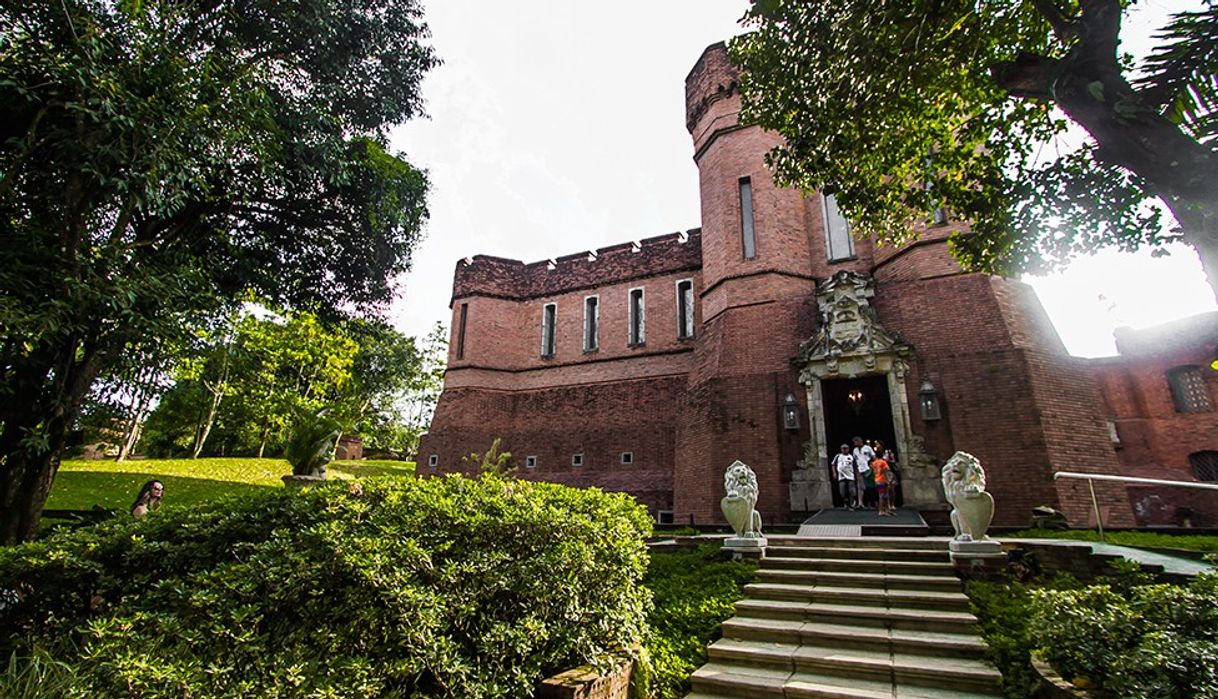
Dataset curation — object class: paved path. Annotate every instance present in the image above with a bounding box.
[1001,537,1215,577]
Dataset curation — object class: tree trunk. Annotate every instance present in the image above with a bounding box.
[192,386,224,459]
[0,340,104,545]
[192,349,231,459]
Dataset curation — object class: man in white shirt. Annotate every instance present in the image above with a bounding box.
[852,437,875,509]
[832,444,856,510]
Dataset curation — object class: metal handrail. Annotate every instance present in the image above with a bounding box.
[1052,470,1218,542]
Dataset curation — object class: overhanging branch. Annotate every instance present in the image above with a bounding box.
[991,53,1061,100]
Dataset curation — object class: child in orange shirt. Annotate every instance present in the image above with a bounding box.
[872,458,894,516]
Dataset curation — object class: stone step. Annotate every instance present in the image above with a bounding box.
[761,555,955,576]
[706,639,1003,695]
[689,662,788,698]
[735,598,978,634]
[764,546,949,562]
[754,566,963,592]
[719,617,988,659]
[767,536,948,551]
[746,582,972,612]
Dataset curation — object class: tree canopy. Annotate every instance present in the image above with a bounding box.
[731,0,1218,296]
[0,0,438,543]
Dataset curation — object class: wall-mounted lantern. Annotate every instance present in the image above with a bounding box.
[919,379,942,421]
[782,393,800,430]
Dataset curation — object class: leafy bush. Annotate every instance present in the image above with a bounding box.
[644,544,756,698]
[1030,572,1218,697]
[1,475,652,698]
[0,646,77,699]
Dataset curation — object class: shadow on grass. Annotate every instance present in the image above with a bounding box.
[46,471,278,513]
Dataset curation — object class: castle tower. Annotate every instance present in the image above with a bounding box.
[674,43,824,524]
[678,42,1135,528]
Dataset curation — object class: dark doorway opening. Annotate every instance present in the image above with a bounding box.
[822,375,898,507]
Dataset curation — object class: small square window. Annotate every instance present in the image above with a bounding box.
[656,510,675,525]
[525,455,538,469]
[572,453,584,467]
[620,451,634,465]
[427,454,438,468]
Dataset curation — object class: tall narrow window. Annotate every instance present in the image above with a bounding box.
[676,279,694,340]
[1167,365,1212,412]
[739,177,757,259]
[583,296,599,352]
[456,303,468,360]
[540,303,557,358]
[628,288,645,346]
[823,193,855,261]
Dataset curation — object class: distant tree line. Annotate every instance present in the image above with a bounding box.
[78,311,447,461]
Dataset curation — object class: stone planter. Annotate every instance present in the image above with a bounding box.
[536,656,633,699]
[281,474,326,489]
[1032,654,1099,699]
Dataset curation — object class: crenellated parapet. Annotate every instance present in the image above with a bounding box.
[451,229,702,304]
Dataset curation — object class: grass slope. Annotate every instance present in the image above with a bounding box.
[46,458,415,513]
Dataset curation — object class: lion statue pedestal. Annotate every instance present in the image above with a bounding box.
[941,452,1006,574]
[721,460,767,557]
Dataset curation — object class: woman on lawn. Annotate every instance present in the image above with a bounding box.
[131,480,164,517]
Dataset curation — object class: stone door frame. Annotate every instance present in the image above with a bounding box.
[800,354,913,474]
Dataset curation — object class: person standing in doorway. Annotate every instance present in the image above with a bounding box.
[832,444,856,510]
[851,437,874,509]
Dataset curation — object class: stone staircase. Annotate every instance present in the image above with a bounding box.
[687,536,1004,698]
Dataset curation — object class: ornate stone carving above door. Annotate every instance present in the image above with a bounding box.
[797,270,911,379]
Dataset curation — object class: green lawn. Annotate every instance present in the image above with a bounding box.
[1006,528,1218,554]
[46,457,415,514]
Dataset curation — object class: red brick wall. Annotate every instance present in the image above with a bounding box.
[872,269,1133,527]
[418,377,685,515]
[1088,312,1218,525]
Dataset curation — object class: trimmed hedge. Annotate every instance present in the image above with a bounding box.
[1,475,652,698]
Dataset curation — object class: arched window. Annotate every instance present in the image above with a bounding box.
[1190,451,1218,482]
[1166,365,1213,413]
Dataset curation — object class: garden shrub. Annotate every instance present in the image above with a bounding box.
[643,544,756,699]
[0,475,652,698]
[1030,572,1218,698]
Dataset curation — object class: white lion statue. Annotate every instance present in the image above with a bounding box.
[941,451,994,541]
[721,460,763,538]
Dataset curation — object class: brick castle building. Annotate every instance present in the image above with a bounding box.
[419,43,1216,528]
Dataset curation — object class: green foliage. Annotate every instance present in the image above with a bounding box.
[966,574,1084,699]
[1007,528,1218,554]
[730,1,1218,280]
[1,476,652,698]
[643,544,756,698]
[0,646,77,699]
[45,458,414,514]
[283,410,342,477]
[464,438,515,477]
[1030,572,1218,697]
[0,0,437,542]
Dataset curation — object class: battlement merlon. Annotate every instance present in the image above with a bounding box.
[450,229,703,305]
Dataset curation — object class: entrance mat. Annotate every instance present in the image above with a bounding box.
[798,508,930,537]
[802,507,927,526]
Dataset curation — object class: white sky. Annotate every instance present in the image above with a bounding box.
[387,0,1216,359]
